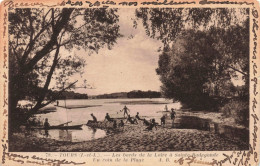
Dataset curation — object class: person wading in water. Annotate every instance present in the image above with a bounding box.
[120,105,130,118]
[44,118,50,137]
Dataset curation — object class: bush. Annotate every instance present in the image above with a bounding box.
[220,100,249,127]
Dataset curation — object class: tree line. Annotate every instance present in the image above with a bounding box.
[93,90,161,99]
[135,8,249,126]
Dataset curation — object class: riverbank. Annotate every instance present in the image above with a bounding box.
[9,98,249,152]
[9,118,248,152]
[177,109,247,129]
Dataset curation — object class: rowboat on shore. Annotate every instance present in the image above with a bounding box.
[30,124,83,130]
[30,121,83,130]
[47,124,83,130]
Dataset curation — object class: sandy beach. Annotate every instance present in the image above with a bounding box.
[10,118,248,152]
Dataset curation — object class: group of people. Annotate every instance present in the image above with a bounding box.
[88,105,177,131]
[42,105,176,131]
[160,108,176,126]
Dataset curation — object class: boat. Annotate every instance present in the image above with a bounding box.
[30,123,83,130]
[47,124,83,130]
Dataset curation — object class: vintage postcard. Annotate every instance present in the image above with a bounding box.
[0,0,260,165]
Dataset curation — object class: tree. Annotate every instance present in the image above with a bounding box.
[155,24,249,110]
[156,31,219,109]
[135,8,248,45]
[135,8,249,110]
[9,8,121,130]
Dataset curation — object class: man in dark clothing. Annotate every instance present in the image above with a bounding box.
[135,112,143,120]
[105,113,114,122]
[91,113,97,123]
[44,118,50,129]
[118,120,124,128]
[143,118,150,126]
[87,113,98,124]
[146,119,157,130]
[126,115,138,124]
[161,115,166,126]
[170,108,176,120]
[121,105,130,118]
[170,108,176,128]
[44,118,50,137]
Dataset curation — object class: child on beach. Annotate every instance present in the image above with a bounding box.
[91,113,97,122]
[118,120,124,128]
[105,113,114,122]
[87,113,98,124]
[135,112,143,120]
[113,121,117,129]
[143,119,150,126]
[145,119,157,131]
[126,115,138,124]
[161,115,166,126]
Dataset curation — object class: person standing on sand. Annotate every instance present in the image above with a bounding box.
[170,108,176,128]
[161,115,166,126]
[44,118,50,129]
[170,108,176,120]
[121,105,130,118]
[56,100,59,106]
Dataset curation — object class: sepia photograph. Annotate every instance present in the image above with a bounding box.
[7,7,250,153]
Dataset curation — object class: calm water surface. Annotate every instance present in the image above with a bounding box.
[35,98,181,142]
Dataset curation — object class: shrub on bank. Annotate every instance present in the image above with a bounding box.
[220,100,249,127]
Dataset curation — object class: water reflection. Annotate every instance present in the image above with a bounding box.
[34,98,180,142]
[90,128,96,140]
[45,129,49,138]
[33,125,107,142]
[59,130,72,142]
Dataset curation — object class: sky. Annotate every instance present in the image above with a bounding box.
[73,8,163,95]
[51,8,246,96]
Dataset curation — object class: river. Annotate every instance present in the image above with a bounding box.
[33,98,181,142]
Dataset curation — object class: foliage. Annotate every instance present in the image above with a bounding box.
[49,91,89,100]
[220,100,249,127]
[9,8,121,129]
[136,8,249,111]
[127,90,161,98]
[135,8,248,46]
